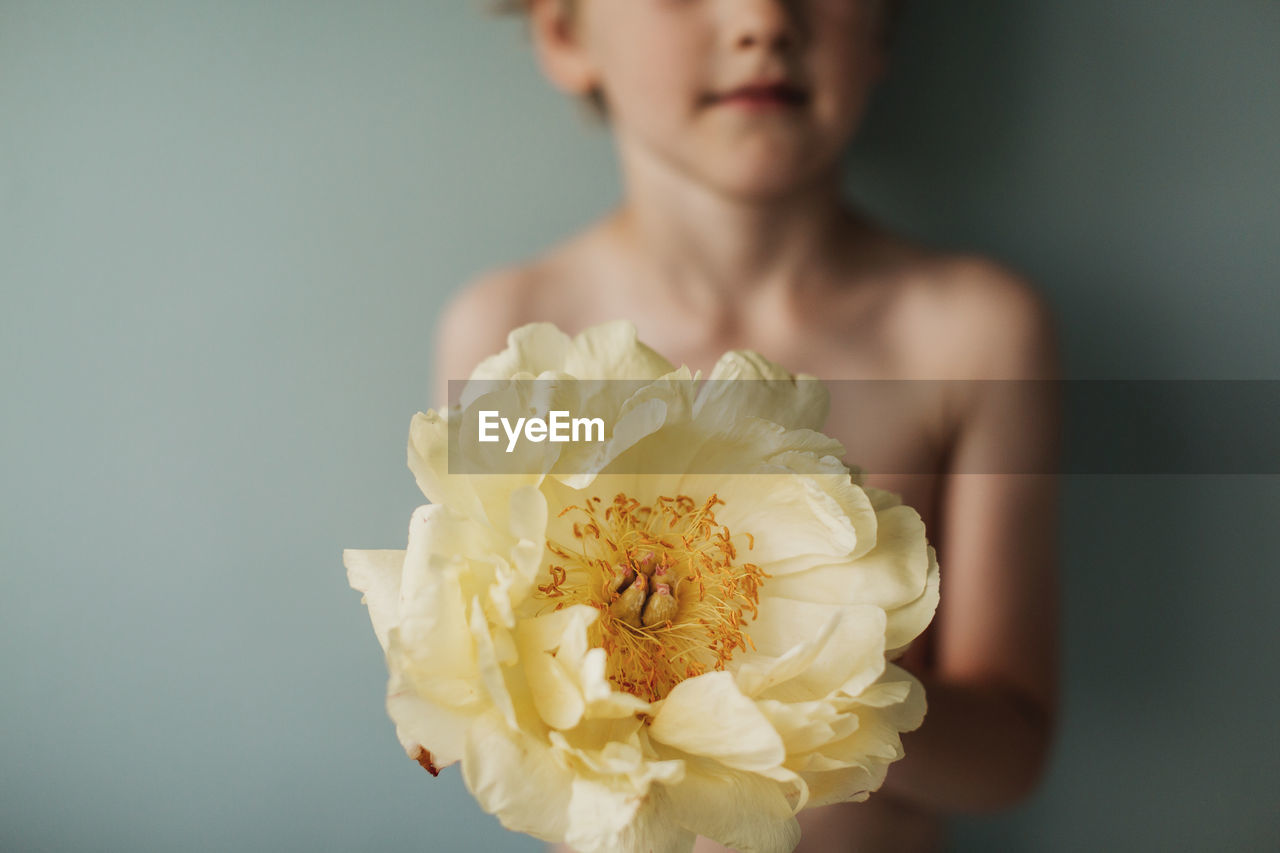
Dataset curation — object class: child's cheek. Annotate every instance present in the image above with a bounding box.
[596,23,709,121]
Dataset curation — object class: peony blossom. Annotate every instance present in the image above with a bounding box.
[345,321,939,853]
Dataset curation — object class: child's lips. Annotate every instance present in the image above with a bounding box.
[705,82,810,110]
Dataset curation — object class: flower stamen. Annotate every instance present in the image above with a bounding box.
[535,492,767,702]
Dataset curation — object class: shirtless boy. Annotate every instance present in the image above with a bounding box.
[435,1,1060,850]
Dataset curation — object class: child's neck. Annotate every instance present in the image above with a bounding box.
[608,155,856,304]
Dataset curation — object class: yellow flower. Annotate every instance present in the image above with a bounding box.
[345,322,939,853]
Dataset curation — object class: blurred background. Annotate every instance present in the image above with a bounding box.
[2,0,1277,850]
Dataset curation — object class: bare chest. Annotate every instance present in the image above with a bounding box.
[641,331,951,534]
[528,275,956,532]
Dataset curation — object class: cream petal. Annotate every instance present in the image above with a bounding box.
[344,548,404,652]
[711,476,861,574]
[796,669,926,792]
[384,663,474,767]
[400,502,512,609]
[516,602,597,650]
[734,611,843,699]
[559,393,684,488]
[355,322,942,851]
[664,763,801,853]
[399,505,468,594]
[765,504,931,613]
[550,716,648,761]
[566,777,646,850]
[649,671,786,773]
[797,714,903,775]
[744,599,886,701]
[522,648,584,732]
[506,484,548,578]
[558,371,698,486]
[515,605,598,731]
[393,517,477,694]
[579,648,653,719]
[453,379,571,476]
[591,747,683,788]
[468,599,518,729]
[408,409,543,530]
[886,543,941,655]
[508,538,543,587]
[508,485,547,547]
[461,710,576,843]
[764,612,884,702]
[468,323,573,384]
[847,677,916,708]
[796,765,878,809]
[701,350,830,433]
[386,624,479,713]
[563,320,676,380]
[756,698,859,757]
[664,419,845,478]
[566,781,695,853]
[406,410,476,511]
[764,456,879,561]
[486,562,520,630]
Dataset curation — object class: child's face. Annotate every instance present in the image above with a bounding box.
[541,0,887,199]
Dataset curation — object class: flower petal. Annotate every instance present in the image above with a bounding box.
[383,656,474,767]
[461,710,576,842]
[580,648,653,719]
[701,350,830,433]
[736,603,887,702]
[563,321,676,380]
[741,600,887,701]
[796,668,927,806]
[354,321,942,852]
[886,543,940,655]
[408,409,542,529]
[665,762,801,853]
[756,698,858,758]
[394,509,478,700]
[515,606,597,730]
[765,504,931,610]
[712,475,862,574]
[344,548,404,651]
[649,671,785,773]
[469,598,519,729]
[566,781,695,853]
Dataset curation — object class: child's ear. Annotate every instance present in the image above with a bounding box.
[527,0,600,98]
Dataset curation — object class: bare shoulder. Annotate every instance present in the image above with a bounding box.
[889,249,1060,381]
[436,266,524,369]
[938,255,1059,379]
[432,262,544,404]
[432,233,602,403]
[435,223,616,376]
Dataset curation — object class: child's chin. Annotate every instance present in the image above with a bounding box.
[699,159,832,201]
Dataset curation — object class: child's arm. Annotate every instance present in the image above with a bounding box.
[882,273,1062,812]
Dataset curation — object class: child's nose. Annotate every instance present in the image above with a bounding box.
[726,0,799,53]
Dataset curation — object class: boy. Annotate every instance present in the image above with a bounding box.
[436,1,1059,850]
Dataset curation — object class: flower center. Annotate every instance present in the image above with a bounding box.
[537,492,766,703]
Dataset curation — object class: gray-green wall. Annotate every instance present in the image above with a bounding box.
[3,2,1276,850]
